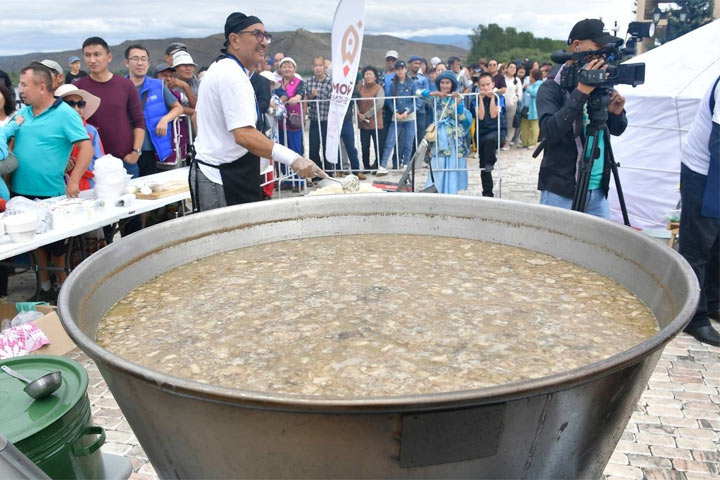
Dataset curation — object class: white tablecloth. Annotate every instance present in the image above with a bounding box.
[0,167,190,261]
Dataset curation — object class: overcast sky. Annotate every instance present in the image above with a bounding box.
[0,0,638,56]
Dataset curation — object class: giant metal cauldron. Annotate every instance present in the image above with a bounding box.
[58,194,699,479]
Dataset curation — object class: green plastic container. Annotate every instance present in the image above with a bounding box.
[0,355,105,479]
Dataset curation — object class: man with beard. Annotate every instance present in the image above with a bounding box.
[190,12,320,211]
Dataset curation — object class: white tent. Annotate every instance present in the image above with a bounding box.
[608,19,720,230]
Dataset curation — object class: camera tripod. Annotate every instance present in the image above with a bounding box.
[571,88,631,226]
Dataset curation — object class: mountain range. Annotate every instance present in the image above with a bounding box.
[0,30,469,75]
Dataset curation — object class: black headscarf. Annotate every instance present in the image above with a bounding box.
[221,12,263,54]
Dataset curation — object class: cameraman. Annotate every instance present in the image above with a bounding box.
[536,19,627,219]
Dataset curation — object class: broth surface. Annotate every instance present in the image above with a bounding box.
[97,234,658,397]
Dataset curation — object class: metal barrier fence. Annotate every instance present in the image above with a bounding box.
[261,92,504,195]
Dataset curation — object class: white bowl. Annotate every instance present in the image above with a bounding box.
[3,213,39,232]
[8,228,36,243]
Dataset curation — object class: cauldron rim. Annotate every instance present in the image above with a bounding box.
[58,194,699,413]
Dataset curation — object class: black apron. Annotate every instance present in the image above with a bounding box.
[190,152,262,211]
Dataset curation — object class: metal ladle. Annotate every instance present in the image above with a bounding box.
[319,173,361,192]
[1,365,62,400]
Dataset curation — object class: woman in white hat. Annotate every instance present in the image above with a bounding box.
[54,84,104,190]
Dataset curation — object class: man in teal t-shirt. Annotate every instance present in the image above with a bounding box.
[13,66,91,198]
[12,64,93,300]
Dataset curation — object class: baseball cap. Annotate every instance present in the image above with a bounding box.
[568,19,622,46]
[68,56,81,64]
[34,59,63,75]
[408,55,423,63]
[394,60,407,69]
[165,43,187,56]
[155,63,175,74]
[385,50,399,60]
[430,56,442,67]
[172,51,197,67]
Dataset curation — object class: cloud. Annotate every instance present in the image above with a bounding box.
[0,0,636,56]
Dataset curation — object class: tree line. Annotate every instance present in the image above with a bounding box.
[468,23,567,66]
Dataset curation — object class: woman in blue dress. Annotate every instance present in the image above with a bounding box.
[419,71,473,194]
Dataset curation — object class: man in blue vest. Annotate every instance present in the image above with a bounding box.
[125,44,184,177]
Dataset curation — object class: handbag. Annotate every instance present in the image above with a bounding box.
[520,105,530,119]
[512,105,523,129]
[424,98,453,143]
[287,111,303,131]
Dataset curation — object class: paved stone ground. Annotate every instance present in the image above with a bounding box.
[27,146,720,479]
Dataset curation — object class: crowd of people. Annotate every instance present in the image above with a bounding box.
[239,48,555,197]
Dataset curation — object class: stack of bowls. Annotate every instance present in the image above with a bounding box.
[3,213,39,243]
[93,156,130,201]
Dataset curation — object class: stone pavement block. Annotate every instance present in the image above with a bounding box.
[621,431,636,442]
[676,427,718,440]
[93,397,121,409]
[639,424,677,436]
[615,440,650,455]
[664,347,691,356]
[643,388,676,399]
[105,429,136,443]
[691,449,720,463]
[710,395,720,404]
[684,474,720,480]
[675,436,718,451]
[657,360,673,368]
[117,420,135,433]
[683,408,720,420]
[670,375,704,385]
[91,415,123,430]
[602,463,643,479]
[647,406,684,418]
[630,413,661,425]
[645,397,683,408]
[625,422,639,433]
[627,453,673,469]
[649,445,693,460]
[649,381,683,391]
[698,419,720,430]
[672,458,719,474]
[609,451,628,465]
[127,445,148,460]
[93,407,124,419]
[702,376,720,387]
[652,374,671,382]
[139,462,157,475]
[660,416,698,428]
[672,360,705,370]
[128,473,156,480]
[101,441,132,456]
[683,385,719,395]
[674,391,713,402]
[635,432,677,447]
[642,467,688,480]
[670,368,704,378]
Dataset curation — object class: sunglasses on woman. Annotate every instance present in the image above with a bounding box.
[65,99,86,108]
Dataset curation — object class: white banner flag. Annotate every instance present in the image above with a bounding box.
[325,0,366,164]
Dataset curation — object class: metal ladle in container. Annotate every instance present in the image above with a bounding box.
[1,365,62,400]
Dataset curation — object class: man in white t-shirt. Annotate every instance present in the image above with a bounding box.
[190,12,319,211]
[678,75,720,346]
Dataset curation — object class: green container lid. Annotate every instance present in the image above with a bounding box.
[0,355,88,444]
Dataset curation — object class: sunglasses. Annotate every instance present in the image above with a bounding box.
[64,99,86,108]
[237,30,272,44]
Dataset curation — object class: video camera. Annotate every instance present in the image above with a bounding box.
[552,21,654,91]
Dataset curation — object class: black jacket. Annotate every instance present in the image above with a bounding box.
[250,73,271,133]
[536,79,627,198]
